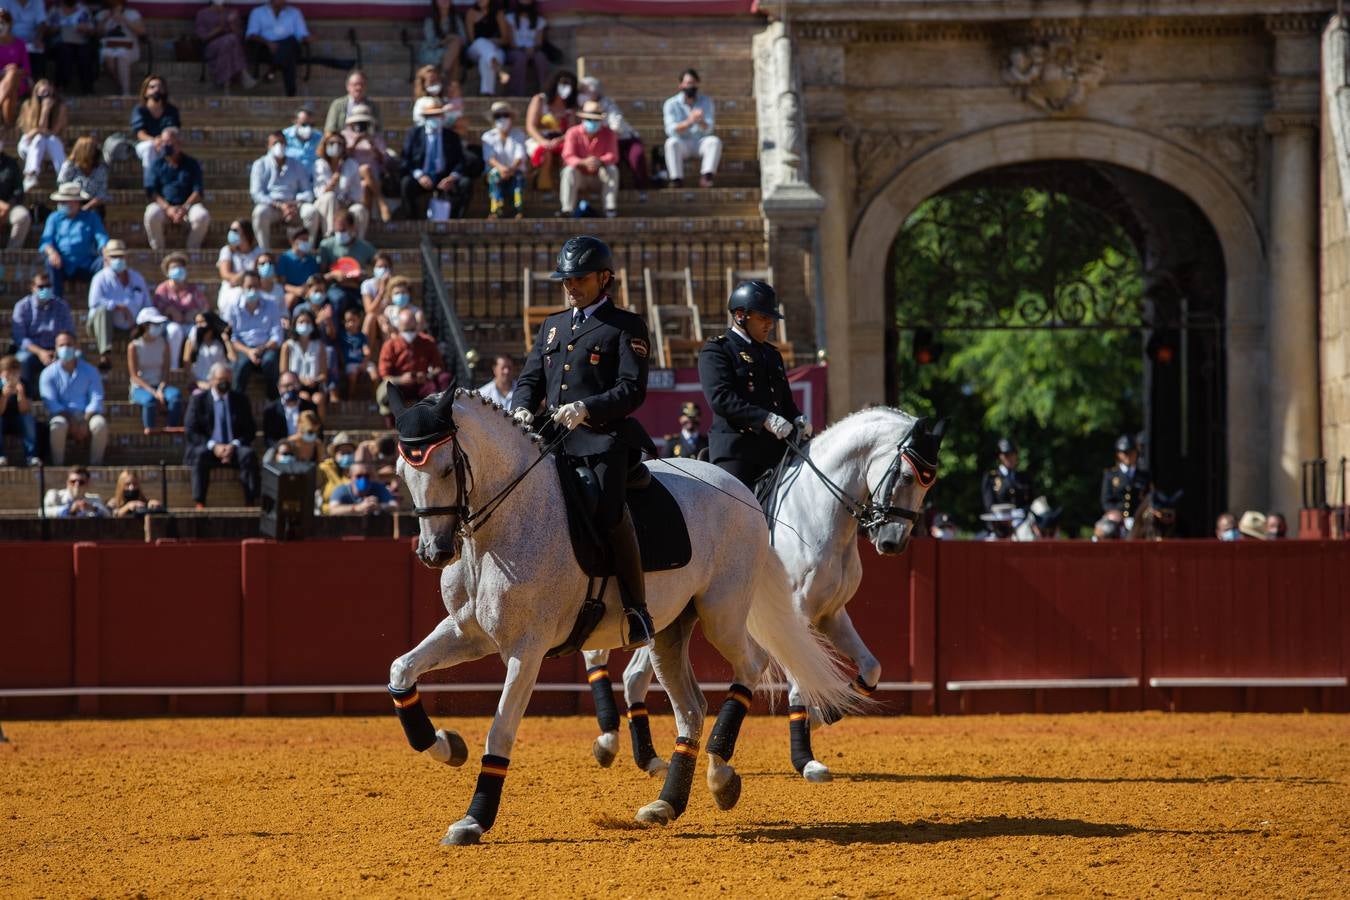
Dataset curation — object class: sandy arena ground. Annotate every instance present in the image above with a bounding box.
[1,713,1346,897]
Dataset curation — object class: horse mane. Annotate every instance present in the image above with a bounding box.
[450,387,545,446]
[396,387,545,448]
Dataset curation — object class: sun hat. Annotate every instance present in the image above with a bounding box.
[135,307,168,325]
[577,100,606,121]
[1237,510,1268,540]
[50,183,88,203]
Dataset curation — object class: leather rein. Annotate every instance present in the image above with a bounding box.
[780,425,937,530]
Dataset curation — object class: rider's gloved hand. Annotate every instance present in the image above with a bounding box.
[764,413,793,440]
[553,401,589,430]
[512,408,533,427]
[794,416,813,438]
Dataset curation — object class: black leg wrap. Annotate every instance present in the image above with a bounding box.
[389,683,436,752]
[788,705,814,774]
[627,703,658,769]
[464,755,510,831]
[587,666,621,733]
[705,683,752,762]
[657,737,698,818]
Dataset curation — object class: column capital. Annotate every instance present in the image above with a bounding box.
[1262,12,1326,37]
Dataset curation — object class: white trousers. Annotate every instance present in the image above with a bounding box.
[49,414,108,466]
[4,203,30,248]
[18,133,65,176]
[560,164,618,213]
[314,193,368,241]
[165,321,189,372]
[252,201,321,252]
[467,37,505,95]
[135,138,162,179]
[144,202,211,250]
[663,134,722,181]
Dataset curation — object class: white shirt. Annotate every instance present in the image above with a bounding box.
[281,398,301,435]
[88,267,149,316]
[478,379,514,408]
[481,126,527,169]
[314,157,362,205]
[507,11,544,49]
[573,296,609,325]
[245,3,309,42]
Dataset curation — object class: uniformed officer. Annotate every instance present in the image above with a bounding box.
[663,401,708,459]
[1100,433,1151,526]
[697,280,811,489]
[512,235,655,646]
[980,436,1032,512]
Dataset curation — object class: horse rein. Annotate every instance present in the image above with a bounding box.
[781,425,937,531]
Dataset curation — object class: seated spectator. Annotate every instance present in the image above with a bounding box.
[580,76,648,193]
[0,9,33,127]
[15,78,65,190]
[979,503,1016,541]
[482,100,526,219]
[319,208,375,308]
[0,128,30,246]
[95,0,144,95]
[360,251,392,344]
[216,219,262,316]
[560,100,617,218]
[313,130,367,241]
[316,430,357,511]
[294,273,327,316]
[47,0,95,95]
[86,238,149,370]
[418,0,464,87]
[263,369,315,447]
[411,64,461,130]
[227,270,283,397]
[663,68,722,188]
[377,306,452,421]
[245,0,308,98]
[250,130,319,252]
[110,468,162,517]
[506,0,546,93]
[338,306,374,399]
[265,437,295,464]
[339,103,392,223]
[143,127,210,251]
[277,228,319,305]
[401,109,469,220]
[327,461,396,515]
[183,361,259,508]
[283,106,320,176]
[131,74,180,187]
[43,465,111,517]
[287,408,323,463]
[255,251,285,308]
[183,310,234,392]
[323,68,381,135]
[1265,512,1287,539]
[477,352,514,407]
[1091,512,1125,542]
[525,69,576,192]
[11,272,73,392]
[280,307,329,419]
[0,354,39,466]
[929,512,957,540]
[194,0,253,90]
[381,276,420,336]
[39,331,107,465]
[153,250,207,369]
[463,0,510,97]
[1238,510,1267,540]
[40,181,107,297]
[56,135,109,218]
[1215,511,1238,541]
[126,307,183,431]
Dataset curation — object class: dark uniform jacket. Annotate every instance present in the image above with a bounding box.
[698,329,801,469]
[981,466,1032,511]
[513,297,653,457]
[664,430,708,459]
[1100,465,1151,518]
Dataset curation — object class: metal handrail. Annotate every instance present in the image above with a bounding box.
[419,234,474,387]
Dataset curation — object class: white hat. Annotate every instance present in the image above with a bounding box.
[136,308,168,325]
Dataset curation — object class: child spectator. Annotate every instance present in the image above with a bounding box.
[277,228,319,306]
[338,306,373,399]
[43,465,111,517]
[126,307,183,430]
[153,250,207,370]
[0,354,39,466]
[15,78,65,190]
[111,468,162,517]
[183,310,234,392]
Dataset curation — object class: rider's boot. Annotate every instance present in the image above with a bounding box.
[609,507,654,648]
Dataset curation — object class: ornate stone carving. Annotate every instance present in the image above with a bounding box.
[841,127,941,200]
[1165,124,1261,196]
[1003,38,1106,113]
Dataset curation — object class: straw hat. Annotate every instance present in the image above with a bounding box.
[160,251,190,275]
[346,104,374,126]
[103,238,128,257]
[577,100,606,121]
[49,182,88,203]
[488,100,514,122]
[1237,510,1268,540]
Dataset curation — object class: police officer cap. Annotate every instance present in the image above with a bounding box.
[680,401,701,420]
[996,437,1018,455]
[1114,433,1137,453]
[728,280,784,320]
[550,235,614,280]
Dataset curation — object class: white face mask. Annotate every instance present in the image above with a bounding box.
[399,330,417,343]
[270,143,286,160]
[495,116,511,132]
[426,83,442,96]
[557,83,573,100]
[296,124,312,141]
[326,143,343,159]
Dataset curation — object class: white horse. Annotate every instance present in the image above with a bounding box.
[584,408,944,782]
[387,388,861,844]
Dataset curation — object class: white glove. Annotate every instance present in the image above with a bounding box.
[794,416,813,438]
[552,401,589,430]
[512,408,533,426]
[764,413,793,440]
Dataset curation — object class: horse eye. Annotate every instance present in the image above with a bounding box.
[901,471,915,485]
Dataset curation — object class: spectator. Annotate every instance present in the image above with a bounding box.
[143,127,210,251]
[524,69,576,192]
[1237,510,1267,540]
[280,307,329,419]
[411,63,461,129]
[131,73,179,187]
[251,130,319,252]
[401,108,469,220]
[295,273,327,316]
[339,103,392,224]
[305,276,339,353]
[183,310,234,392]
[482,100,526,219]
[338,306,373,399]
[1092,511,1124,542]
[929,512,957,540]
[194,0,253,90]
[55,135,108,218]
[287,409,323,462]
[110,468,162,517]
[245,0,308,98]
[1215,511,1238,541]
[327,461,396,515]
[266,437,294,464]
[0,354,39,466]
[319,206,375,273]
[663,68,721,188]
[43,465,111,517]
[323,68,381,135]
[15,77,64,190]
[661,400,706,459]
[39,330,107,465]
[254,251,285,309]
[377,306,452,420]
[183,361,259,508]
[560,99,617,218]
[418,0,464,87]
[0,9,35,124]
[277,228,319,305]
[282,106,320,176]
[94,0,143,95]
[153,250,207,369]
[0,127,29,245]
[313,130,367,242]
[86,239,149,369]
[11,271,71,392]
[360,251,392,344]
[477,352,514,407]
[39,181,107,297]
[315,430,355,510]
[215,219,260,315]
[262,369,315,446]
[126,307,183,430]
[381,276,420,336]
[464,0,510,96]
[1265,512,1288,539]
[579,76,648,194]
[46,0,94,94]
[227,269,283,397]
[505,0,545,93]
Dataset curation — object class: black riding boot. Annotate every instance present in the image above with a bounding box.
[609,507,654,647]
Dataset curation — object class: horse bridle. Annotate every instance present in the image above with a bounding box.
[782,423,937,531]
[400,429,474,533]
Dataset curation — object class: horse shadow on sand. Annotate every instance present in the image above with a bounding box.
[836,772,1336,787]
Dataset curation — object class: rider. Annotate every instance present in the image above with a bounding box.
[511,235,655,647]
[698,280,811,489]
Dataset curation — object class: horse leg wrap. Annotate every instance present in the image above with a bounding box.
[657,737,699,818]
[464,755,510,831]
[389,684,436,752]
[627,703,658,769]
[788,706,814,774]
[587,666,621,734]
[705,683,752,762]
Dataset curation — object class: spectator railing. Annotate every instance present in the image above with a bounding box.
[419,233,475,388]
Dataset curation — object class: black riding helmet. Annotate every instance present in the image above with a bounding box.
[728,280,784,320]
[550,235,614,280]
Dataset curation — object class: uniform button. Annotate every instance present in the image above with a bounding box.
[561,384,569,390]
[567,344,574,351]
[563,364,570,371]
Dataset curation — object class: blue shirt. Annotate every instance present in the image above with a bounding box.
[147,153,205,206]
[39,358,105,417]
[277,249,319,286]
[11,294,75,352]
[250,153,314,204]
[330,480,393,506]
[663,92,717,140]
[282,124,321,175]
[228,297,284,349]
[245,3,308,41]
[1,0,47,49]
[38,209,108,270]
[340,330,368,366]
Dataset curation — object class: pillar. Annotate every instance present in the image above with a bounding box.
[810,128,859,420]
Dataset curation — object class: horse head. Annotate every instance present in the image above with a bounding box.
[391,386,467,569]
[869,415,945,556]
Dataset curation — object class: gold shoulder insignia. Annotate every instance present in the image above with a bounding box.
[739,351,754,363]
[545,326,557,346]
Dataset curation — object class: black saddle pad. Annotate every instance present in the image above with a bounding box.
[554,455,693,578]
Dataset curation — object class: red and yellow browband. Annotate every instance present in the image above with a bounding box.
[397,432,456,469]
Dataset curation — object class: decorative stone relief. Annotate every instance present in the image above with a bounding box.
[1165,124,1261,196]
[1003,38,1106,113]
[840,126,941,200]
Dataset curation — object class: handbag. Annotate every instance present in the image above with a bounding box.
[427,197,452,222]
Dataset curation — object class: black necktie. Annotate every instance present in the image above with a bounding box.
[572,309,584,331]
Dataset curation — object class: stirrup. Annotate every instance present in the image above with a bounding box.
[621,607,654,650]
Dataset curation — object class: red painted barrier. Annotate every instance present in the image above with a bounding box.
[0,543,76,717]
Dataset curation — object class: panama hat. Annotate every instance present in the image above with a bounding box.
[577,100,606,121]
[488,100,514,122]
[135,307,168,325]
[49,183,88,203]
[103,238,128,257]
[1237,510,1268,540]
[346,104,374,126]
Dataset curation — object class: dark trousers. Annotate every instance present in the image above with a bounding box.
[187,444,260,505]
[51,42,96,94]
[399,174,473,221]
[586,444,628,532]
[249,36,301,96]
[714,456,773,491]
[48,258,101,298]
[232,348,281,399]
[619,137,649,190]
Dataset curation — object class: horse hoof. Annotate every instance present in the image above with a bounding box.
[711,771,742,811]
[441,817,484,845]
[635,799,676,826]
[428,729,469,767]
[643,756,669,777]
[803,760,833,783]
[592,731,619,768]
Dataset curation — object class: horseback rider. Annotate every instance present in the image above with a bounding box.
[698,280,811,489]
[511,235,656,647]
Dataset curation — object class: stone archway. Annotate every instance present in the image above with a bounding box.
[840,120,1268,514]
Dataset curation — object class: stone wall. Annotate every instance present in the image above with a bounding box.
[1320,17,1350,478]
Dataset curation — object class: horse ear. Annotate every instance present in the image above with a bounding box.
[931,417,947,439]
[432,388,457,421]
[385,382,406,419]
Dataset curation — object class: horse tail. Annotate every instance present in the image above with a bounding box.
[745,550,869,718]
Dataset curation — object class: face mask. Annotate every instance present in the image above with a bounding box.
[282,388,299,403]
[423,120,442,133]
[58,346,77,362]
[276,453,293,462]
[226,230,241,246]
[147,91,164,102]
[391,293,410,307]
[147,323,163,338]
[258,263,274,278]
[326,143,343,159]
[36,286,52,301]
[373,265,388,280]
[336,231,352,246]
[295,322,313,337]
[308,291,325,304]
[682,85,698,99]
[426,83,442,96]
[64,203,81,217]
[1221,529,1240,542]
[336,452,354,468]
[583,119,601,135]
[296,124,312,141]
[399,330,417,344]
[169,265,187,282]
[295,240,310,254]
[245,289,261,304]
[557,83,573,100]
[123,487,140,500]
[301,431,318,443]
[444,110,461,125]
[270,143,286,160]
[353,476,371,493]
[495,116,511,132]
[213,381,230,396]
[109,257,127,273]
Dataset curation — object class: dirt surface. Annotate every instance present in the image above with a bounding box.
[1,713,1347,897]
